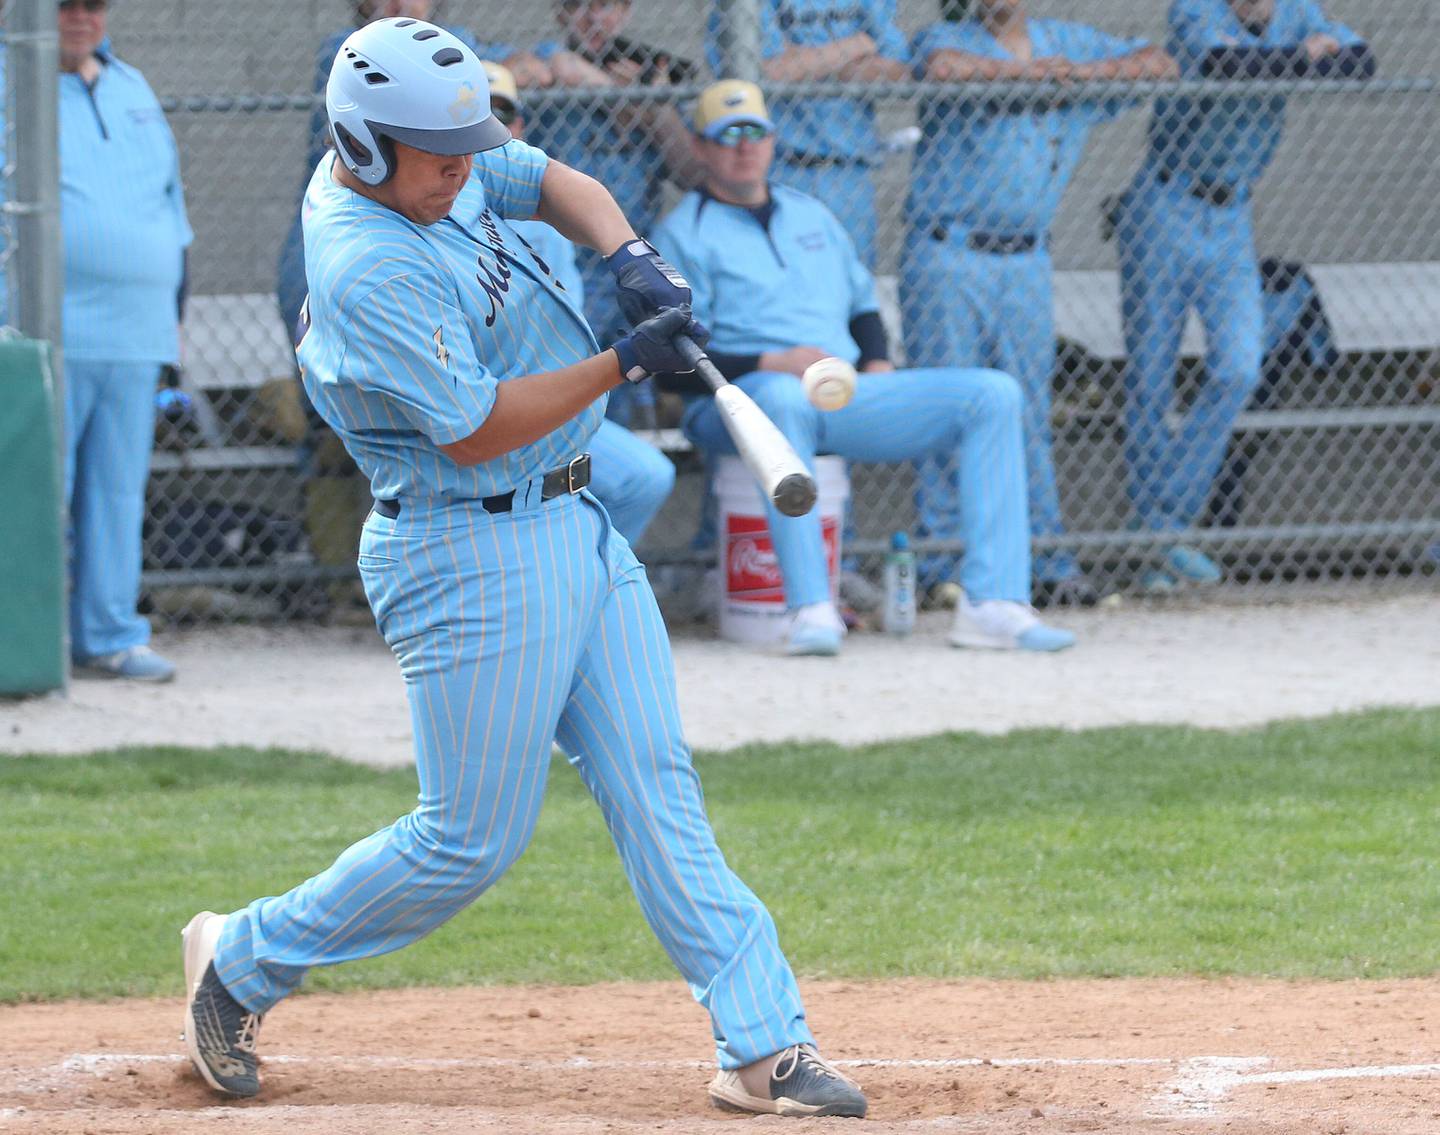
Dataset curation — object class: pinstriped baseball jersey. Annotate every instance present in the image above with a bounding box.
[296,140,600,503]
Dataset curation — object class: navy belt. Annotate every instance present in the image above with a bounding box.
[782,152,865,170]
[1156,168,1240,208]
[374,453,591,520]
[931,224,1042,255]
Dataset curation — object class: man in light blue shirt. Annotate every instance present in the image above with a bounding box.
[654,80,1075,656]
[1115,0,1372,591]
[54,0,192,681]
[901,0,1175,606]
[707,0,909,267]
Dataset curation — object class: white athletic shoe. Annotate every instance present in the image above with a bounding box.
[709,1043,868,1118]
[949,594,1076,652]
[786,601,846,656]
[181,911,264,1098]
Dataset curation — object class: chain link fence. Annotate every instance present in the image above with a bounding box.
[40,0,1440,624]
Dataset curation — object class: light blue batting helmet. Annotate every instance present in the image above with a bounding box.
[326,17,512,186]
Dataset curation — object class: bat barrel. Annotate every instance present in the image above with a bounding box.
[772,471,818,518]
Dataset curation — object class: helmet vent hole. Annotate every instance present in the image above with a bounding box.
[352,60,370,69]
[395,18,416,26]
[432,48,464,66]
[413,28,439,40]
[365,72,391,85]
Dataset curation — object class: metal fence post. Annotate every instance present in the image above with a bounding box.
[9,0,62,356]
[716,0,761,81]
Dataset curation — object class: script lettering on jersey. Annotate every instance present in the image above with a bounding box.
[472,208,523,327]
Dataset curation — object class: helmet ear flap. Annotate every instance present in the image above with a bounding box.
[333,121,395,185]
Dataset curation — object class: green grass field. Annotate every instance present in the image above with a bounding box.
[2,707,1437,1004]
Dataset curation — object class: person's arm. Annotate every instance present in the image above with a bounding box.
[1071,45,1179,81]
[533,160,636,254]
[762,34,879,81]
[440,353,624,465]
[500,48,554,88]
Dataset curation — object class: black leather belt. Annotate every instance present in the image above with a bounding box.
[374,453,591,520]
[930,224,1042,255]
[782,152,864,169]
[1156,168,1239,208]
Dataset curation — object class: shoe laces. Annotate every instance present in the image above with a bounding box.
[774,1044,859,1089]
[235,1012,263,1055]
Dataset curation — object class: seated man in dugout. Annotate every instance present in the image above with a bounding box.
[651,80,1076,658]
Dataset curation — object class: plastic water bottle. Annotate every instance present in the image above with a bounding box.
[882,532,917,636]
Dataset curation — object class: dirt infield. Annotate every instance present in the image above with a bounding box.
[3,978,1438,1134]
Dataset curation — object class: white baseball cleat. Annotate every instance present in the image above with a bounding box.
[950,594,1076,652]
[181,910,264,1098]
[709,1043,868,1118]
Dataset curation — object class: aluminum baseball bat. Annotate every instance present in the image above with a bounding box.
[673,335,818,518]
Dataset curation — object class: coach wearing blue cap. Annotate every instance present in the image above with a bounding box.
[54,0,192,681]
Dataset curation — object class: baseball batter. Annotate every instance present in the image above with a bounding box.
[179,20,866,1120]
[1114,0,1373,590]
[900,0,1176,604]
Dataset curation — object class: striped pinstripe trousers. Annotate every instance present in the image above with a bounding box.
[213,489,811,1068]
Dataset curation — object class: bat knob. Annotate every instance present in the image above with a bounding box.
[772,473,818,517]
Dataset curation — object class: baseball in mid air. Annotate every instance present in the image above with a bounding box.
[801,356,857,412]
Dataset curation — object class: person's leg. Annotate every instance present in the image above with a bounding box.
[201,499,606,1045]
[1166,208,1264,528]
[555,525,812,1067]
[899,225,995,590]
[816,367,1029,603]
[1117,184,1192,534]
[999,252,1077,583]
[554,521,866,1116]
[68,362,159,660]
[587,417,676,545]
[682,372,829,609]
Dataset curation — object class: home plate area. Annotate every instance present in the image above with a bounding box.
[2,978,1438,1134]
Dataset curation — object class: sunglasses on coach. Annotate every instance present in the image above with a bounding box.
[713,123,771,146]
[59,0,109,11]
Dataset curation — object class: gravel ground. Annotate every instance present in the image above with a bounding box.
[2,588,1437,764]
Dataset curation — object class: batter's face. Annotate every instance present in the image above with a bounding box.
[557,0,632,56]
[57,0,108,72]
[696,128,776,201]
[1228,0,1275,29]
[380,142,473,225]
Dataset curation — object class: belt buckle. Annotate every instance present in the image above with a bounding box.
[564,453,590,494]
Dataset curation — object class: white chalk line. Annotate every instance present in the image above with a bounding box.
[1149,1056,1440,1118]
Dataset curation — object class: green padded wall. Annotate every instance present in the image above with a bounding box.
[0,337,65,695]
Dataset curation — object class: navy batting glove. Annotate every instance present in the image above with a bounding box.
[612,306,710,383]
[607,238,691,326]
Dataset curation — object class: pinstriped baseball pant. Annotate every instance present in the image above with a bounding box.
[213,489,811,1068]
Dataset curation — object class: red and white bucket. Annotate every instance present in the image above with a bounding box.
[716,455,849,645]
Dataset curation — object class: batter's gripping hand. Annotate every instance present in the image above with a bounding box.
[608,238,691,325]
[612,306,709,383]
